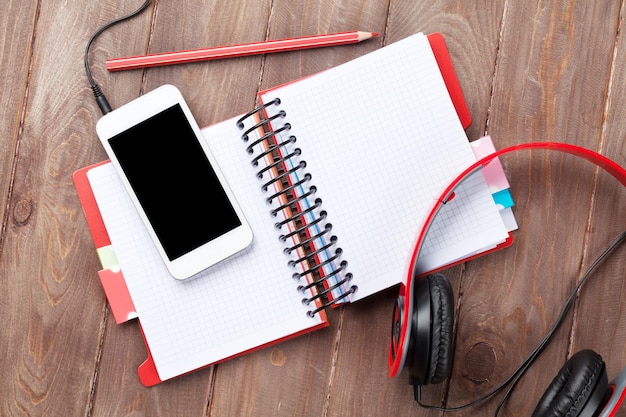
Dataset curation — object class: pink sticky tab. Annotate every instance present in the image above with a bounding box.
[98,268,138,324]
[471,136,510,193]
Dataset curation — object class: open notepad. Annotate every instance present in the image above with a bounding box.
[76,32,513,385]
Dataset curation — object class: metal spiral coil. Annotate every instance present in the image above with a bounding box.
[236,99,357,317]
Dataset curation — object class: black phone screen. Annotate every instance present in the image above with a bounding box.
[108,104,241,261]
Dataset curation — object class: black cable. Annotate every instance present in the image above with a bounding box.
[84,0,153,115]
[492,230,626,416]
[416,230,626,416]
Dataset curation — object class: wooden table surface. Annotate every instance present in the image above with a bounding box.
[2,1,625,416]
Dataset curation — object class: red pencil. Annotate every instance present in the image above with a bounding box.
[106,31,379,71]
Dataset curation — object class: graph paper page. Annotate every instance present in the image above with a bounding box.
[88,117,326,381]
[260,32,509,301]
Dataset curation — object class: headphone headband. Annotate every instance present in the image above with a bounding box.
[389,141,626,377]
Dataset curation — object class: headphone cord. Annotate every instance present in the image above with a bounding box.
[416,230,626,416]
[84,0,153,115]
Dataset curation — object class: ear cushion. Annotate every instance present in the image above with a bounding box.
[531,349,609,417]
[426,273,454,385]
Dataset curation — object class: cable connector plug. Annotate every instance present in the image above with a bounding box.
[90,84,112,115]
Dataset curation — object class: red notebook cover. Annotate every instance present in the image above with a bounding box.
[427,33,472,129]
[73,33,507,386]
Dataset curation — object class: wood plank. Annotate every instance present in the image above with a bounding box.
[0,0,38,258]
[570,1,626,415]
[0,1,134,415]
[446,1,623,416]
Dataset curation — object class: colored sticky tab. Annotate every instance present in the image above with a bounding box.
[98,267,137,324]
[492,189,514,209]
[499,207,519,232]
[470,136,518,232]
[471,136,510,193]
[96,245,119,269]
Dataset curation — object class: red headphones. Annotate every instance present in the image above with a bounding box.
[388,142,626,416]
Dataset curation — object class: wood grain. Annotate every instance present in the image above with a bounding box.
[449,1,626,416]
[571,0,626,394]
[0,1,39,261]
[1,0,624,416]
[0,1,117,415]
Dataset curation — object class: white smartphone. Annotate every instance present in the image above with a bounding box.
[96,84,253,280]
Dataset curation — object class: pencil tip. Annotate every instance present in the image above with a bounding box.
[357,31,379,41]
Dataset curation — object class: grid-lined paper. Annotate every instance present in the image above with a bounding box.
[260,32,509,301]
[88,117,326,381]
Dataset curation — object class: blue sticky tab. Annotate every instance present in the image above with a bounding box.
[493,189,514,209]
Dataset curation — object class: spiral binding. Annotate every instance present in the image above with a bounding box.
[236,98,357,318]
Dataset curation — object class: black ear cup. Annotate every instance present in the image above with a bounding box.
[406,273,454,386]
[427,274,455,384]
[531,350,610,417]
